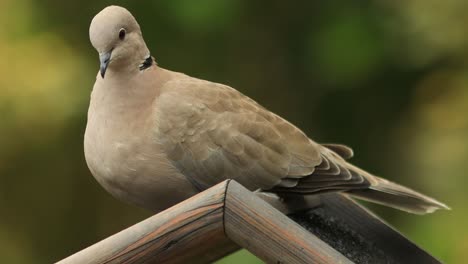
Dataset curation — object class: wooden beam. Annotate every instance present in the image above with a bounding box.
[224,181,351,264]
[57,180,441,264]
[57,181,238,264]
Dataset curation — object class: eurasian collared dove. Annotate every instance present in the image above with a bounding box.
[85,6,448,214]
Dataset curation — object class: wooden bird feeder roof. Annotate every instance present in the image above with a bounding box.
[57,180,441,264]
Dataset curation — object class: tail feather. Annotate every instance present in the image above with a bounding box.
[275,144,449,215]
[347,178,450,214]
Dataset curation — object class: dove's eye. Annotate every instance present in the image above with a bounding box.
[119,28,126,40]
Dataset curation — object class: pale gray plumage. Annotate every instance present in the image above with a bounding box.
[85,6,449,214]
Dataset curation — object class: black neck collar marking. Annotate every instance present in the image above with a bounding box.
[139,55,154,71]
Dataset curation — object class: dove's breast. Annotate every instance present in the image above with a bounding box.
[84,79,197,212]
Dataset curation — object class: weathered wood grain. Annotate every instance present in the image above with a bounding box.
[58,179,442,264]
[57,181,238,264]
[224,180,352,264]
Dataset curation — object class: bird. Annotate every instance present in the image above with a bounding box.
[85,5,448,215]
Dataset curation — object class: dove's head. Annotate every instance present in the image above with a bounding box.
[90,6,150,78]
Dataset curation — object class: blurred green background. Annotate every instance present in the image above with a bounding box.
[1,0,466,263]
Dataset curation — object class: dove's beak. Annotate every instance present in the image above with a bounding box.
[99,51,112,78]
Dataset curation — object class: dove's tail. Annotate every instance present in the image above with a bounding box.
[347,177,450,214]
[273,144,449,214]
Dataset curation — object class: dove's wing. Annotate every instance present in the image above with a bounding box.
[152,74,449,214]
[154,76,366,193]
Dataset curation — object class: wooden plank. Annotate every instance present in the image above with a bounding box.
[57,181,239,264]
[289,193,442,264]
[57,179,441,264]
[224,180,352,264]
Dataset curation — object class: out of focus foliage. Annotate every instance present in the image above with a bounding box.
[0,0,466,263]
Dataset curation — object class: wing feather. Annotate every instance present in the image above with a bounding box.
[153,73,447,214]
[155,78,321,191]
